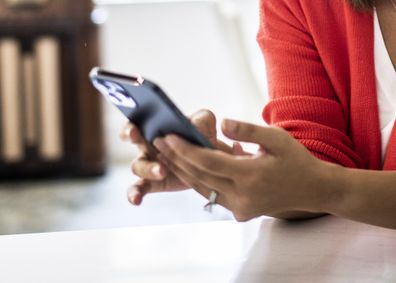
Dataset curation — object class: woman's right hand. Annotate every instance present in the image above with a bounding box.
[121,110,243,205]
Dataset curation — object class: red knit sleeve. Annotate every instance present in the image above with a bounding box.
[258,0,364,168]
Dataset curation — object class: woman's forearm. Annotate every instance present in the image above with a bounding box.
[318,162,396,229]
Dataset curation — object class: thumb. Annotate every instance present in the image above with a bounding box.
[190,109,217,145]
[221,119,287,154]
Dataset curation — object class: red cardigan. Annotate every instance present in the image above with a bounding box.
[258,0,396,170]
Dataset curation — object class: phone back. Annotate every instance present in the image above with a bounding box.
[90,69,213,148]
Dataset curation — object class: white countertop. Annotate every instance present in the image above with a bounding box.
[0,216,395,283]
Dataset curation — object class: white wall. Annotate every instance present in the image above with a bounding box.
[94,0,267,162]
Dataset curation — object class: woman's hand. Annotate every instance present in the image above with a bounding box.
[121,110,244,205]
[152,119,329,221]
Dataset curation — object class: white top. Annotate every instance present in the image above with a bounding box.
[375,10,396,163]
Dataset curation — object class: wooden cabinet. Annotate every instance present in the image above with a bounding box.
[0,0,106,178]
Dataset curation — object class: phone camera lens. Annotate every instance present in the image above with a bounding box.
[103,81,136,108]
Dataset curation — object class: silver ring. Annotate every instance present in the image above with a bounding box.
[204,190,218,213]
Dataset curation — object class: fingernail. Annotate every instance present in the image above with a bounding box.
[152,164,162,177]
[128,189,139,205]
[194,109,210,120]
[121,125,132,141]
[224,119,238,134]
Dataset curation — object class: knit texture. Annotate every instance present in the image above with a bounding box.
[257,0,396,170]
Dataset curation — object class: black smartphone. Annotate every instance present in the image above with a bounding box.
[89,67,213,148]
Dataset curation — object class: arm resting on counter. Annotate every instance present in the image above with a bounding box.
[314,162,396,229]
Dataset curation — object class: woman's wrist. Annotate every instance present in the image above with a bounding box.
[306,160,349,215]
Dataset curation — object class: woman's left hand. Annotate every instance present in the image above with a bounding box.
[153,119,328,221]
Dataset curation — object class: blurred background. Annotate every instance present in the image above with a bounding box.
[0,0,267,235]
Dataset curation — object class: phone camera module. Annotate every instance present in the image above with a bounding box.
[103,81,137,109]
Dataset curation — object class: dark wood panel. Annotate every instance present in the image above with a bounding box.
[0,0,106,179]
[75,26,107,176]
[0,0,92,23]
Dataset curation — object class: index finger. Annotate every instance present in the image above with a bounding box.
[160,135,245,177]
[189,109,217,145]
